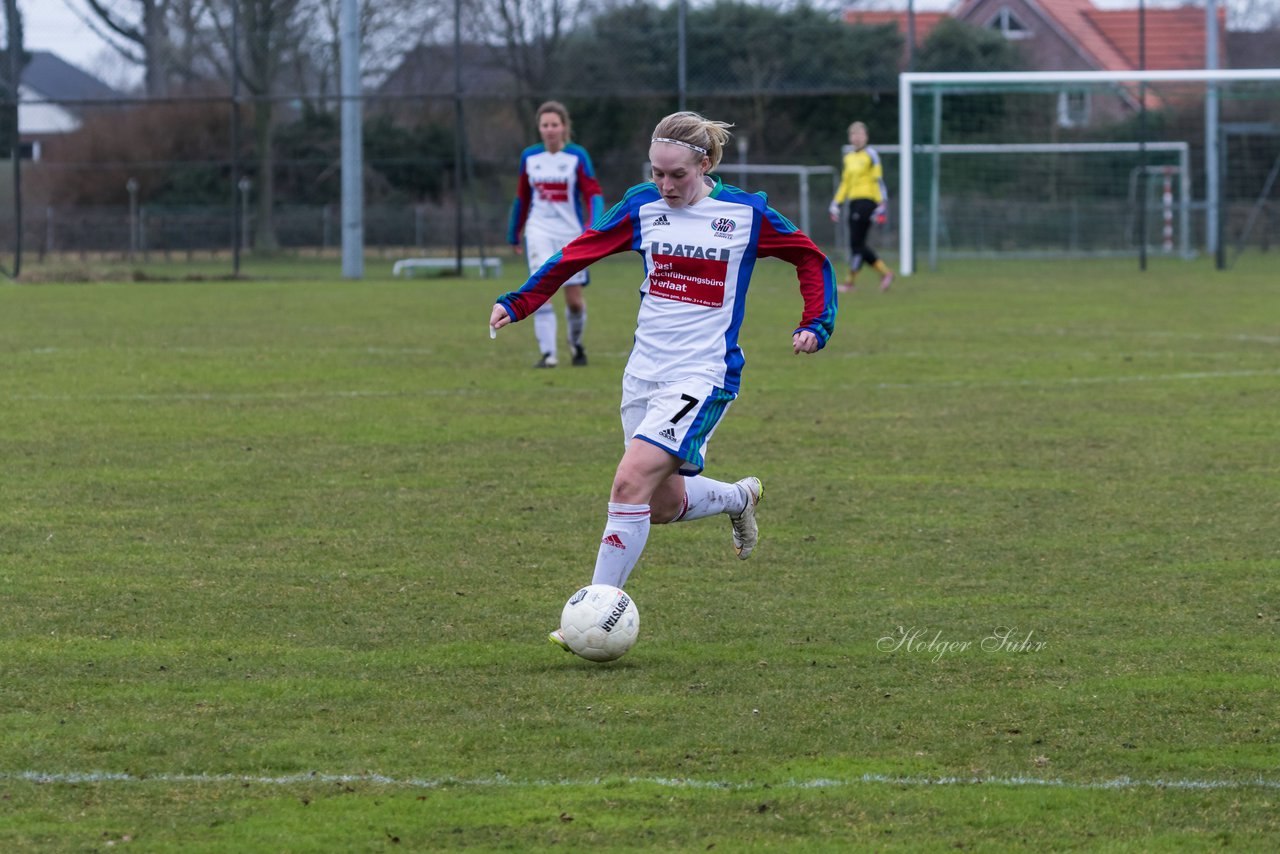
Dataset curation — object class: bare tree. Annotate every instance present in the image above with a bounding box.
[301,0,449,98]
[468,0,590,107]
[72,0,212,96]
[1229,0,1280,29]
[201,0,307,252]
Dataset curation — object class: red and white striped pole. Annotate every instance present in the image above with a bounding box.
[1161,167,1175,253]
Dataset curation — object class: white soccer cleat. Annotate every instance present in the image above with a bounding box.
[730,476,763,560]
[548,628,573,652]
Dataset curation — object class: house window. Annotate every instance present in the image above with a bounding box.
[1057,90,1091,128]
[987,7,1031,39]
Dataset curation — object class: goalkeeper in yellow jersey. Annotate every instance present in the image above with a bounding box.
[829,121,894,292]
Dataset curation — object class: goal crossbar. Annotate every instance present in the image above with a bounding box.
[897,68,1280,274]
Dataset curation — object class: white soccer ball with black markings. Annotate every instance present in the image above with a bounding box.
[559,584,640,662]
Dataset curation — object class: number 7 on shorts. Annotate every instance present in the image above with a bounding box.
[671,394,699,424]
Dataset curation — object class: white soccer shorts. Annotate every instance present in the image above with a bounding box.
[621,373,736,476]
[525,230,589,287]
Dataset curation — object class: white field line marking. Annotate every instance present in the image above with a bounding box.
[18,334,1279,356]
[867,368,1280,391]
[5,389,493,403]
[22,347,440,356]
[1143,332,1280,345]
[5,770,1280,793]
[6,369,1279,405]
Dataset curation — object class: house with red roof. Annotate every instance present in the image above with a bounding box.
[844,0,1229,126]
[845,0,1225,72]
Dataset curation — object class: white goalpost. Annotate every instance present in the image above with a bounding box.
[897,68,1280,275]
[642,162,840,244]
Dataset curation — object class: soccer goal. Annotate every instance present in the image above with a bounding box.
[896,68,1280,274]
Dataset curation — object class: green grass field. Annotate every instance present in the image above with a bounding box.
[2,253,1278,851]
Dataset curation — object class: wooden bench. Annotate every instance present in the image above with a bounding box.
[392,257,504,279]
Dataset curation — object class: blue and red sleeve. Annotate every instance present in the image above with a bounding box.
[496,213,635,323]
[757,208,837,349]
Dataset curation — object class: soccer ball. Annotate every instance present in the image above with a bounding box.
[559,584,640,662]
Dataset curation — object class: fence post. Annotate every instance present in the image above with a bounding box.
[42,206,53,261]
[126,178,139,261]
[239,177,252,253]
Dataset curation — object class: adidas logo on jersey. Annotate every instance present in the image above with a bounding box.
[652,214,670,226]
[658,427,677,443]
[601,533,626,550]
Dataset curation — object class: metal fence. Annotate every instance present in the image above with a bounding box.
[6,0,1280,273]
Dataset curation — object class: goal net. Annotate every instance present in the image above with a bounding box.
[896,69,1280,274]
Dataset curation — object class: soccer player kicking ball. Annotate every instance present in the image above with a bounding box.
[488,111,838,652]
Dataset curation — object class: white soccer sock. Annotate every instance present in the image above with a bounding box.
[670,476,747,523]
[533,303,557,358]
[566,306,586,350]
[591,502,650,588]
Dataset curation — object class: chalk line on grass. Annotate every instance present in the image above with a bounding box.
[866,368,1280,391]
[5,770,1279,793]
[6,368,1280,405]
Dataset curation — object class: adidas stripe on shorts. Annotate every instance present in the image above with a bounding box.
[621,373,736,476]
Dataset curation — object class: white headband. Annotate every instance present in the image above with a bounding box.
[651,137,708,155]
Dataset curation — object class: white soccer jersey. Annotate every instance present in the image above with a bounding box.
[507,143,605,245]
[498,178,837,394]
[626,195,752,386]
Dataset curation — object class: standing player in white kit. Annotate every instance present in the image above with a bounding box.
[489,111,837,651]
[507,101,606,368]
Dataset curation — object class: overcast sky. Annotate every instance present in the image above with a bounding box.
[21,0,141,88]
[24,1,98,63]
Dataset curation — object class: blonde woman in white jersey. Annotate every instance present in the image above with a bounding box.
[489,112,837,654]
[508,101,605,367]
